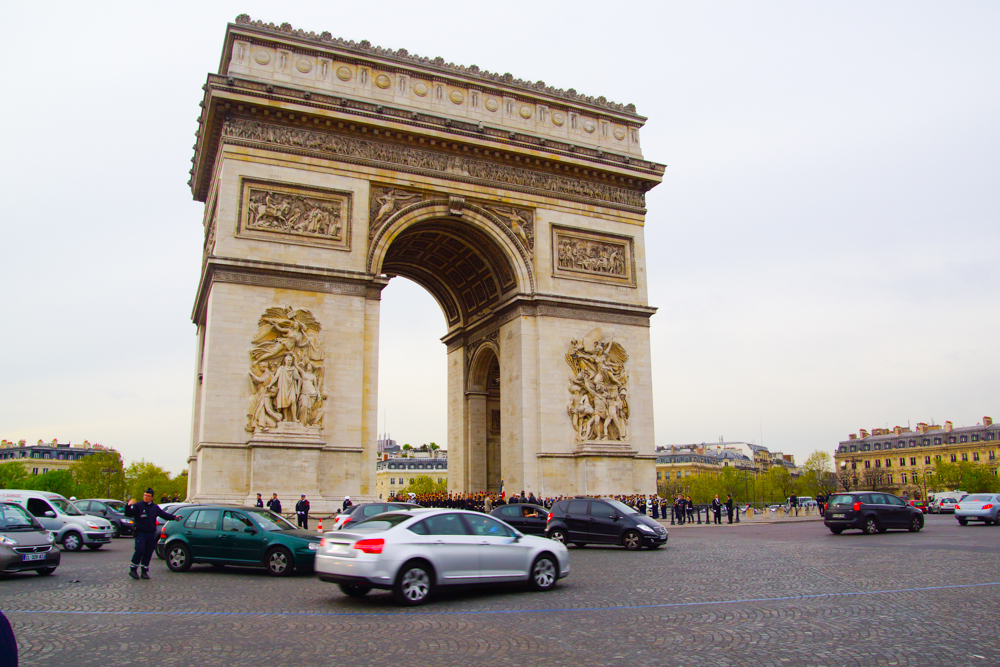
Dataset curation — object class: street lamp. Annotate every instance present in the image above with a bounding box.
[101,468,115,498]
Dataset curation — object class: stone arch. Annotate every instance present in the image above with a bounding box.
[368,199,534,330]
[465,340,501,493]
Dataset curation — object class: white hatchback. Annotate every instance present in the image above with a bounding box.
[315,508,570,605]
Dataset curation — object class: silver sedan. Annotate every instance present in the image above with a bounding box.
[955,494,1000,526]
[314,509,570,605]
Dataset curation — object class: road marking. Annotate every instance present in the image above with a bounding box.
[5,581,999,619]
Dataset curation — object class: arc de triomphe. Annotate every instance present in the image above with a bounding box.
[186,16,664,510]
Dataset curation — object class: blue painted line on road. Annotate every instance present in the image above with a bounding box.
[6,581,998,619]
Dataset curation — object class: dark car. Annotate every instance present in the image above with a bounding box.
[74,499,135,538]
[824,492,924,535]
[155,503,201,559]
[490,503,549,536]
[332,502,421,530]
[158,505,321,576]
[545,497,668,550]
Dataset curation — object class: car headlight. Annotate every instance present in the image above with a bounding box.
[0,535,17,546]
[86,521,101,529]
[45,532,55,543]
[307,542,320,550]
[638,524,654,532]
[123,519,133,524]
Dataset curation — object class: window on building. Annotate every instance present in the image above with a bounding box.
[887,474,893,485]
[949,437,957,444]
[987,434,995,441]
[875,460,881,468]
[950,454,957,463]
[935,438,942,445]
[909,440,916,447]
[912,472,920,483]
[874,443,882,451]
[885,459,892,468]
[865,460,871,469]
[32,468,39,475]
[936,454,942,461]
[676,471,681,479]
[923,439,930,446]
[972,434,979,442]
[960,436,968,443]
[851,461,857,470]
[910,457,916,466]
[901,473,907,484]
[990,451,996,461]
[973,452,980,462]
[961,453,968,462]
[390,478,395,485]
[657,472,661,480]
[900,458,906,467]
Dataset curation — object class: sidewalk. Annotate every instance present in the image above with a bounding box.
[654,510,825,528]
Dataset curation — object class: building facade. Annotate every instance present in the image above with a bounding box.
[655,445,755,484]
[375,456,448,499]
[834,417,1000,497]
[0,440,112,475]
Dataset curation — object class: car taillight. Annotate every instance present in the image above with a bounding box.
[853,502,861,512]
[319,537,327,547]
[983,504,994,510]
[353,538,384,554]
[160,527,167,538]
[547,512,553,522]
[955,504,960,510]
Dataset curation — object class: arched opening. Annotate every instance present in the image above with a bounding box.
[467,344,501,493]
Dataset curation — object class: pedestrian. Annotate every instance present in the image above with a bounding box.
[789,493,799,517]
[159,493,169,504]
[266,493,282,514]
[711,494,722,524]
[816,492,826,517]
[255,493,264,508]
[124,488,181,580]
[484,494,493,513]
[295,494,310,529]
[685,495,694,523]
[726,494,734,524]
[0,610,16,667]
[342,495,353,510]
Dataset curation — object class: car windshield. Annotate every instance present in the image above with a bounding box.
[105,501,126,512]
[352,513,413,532]
[602,499,639,515]
[249,510,298,532]
[0,504,40,530]
[827,495,855,507]
[51,498,82,515]
[960,494,995,502]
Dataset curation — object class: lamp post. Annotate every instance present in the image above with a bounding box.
[101,468,114,498]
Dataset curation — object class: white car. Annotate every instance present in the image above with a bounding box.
[955,494,1000,526]
[315,508,570,605]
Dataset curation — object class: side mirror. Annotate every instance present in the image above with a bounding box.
[244,527,257,534]
[43,511,56,518]
[512,532,522,542]
[101,510,108,516]
[612,515,620,521]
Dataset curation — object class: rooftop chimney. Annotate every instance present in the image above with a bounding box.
[985,416,993,427]
[944,421,953,432]
[859,429,869,438]
[849,434,857,440]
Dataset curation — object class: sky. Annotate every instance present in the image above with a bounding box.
[1,2,997,474]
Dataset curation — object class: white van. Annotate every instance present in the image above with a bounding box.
[0,490,114,551]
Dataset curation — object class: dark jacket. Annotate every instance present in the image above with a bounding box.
[267,498,282,513]
[295,499,310,515]
[255,497,264,508]
[725,497,734,511]
[123,501,180,534]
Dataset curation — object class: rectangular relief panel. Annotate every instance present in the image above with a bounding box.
[238,178,352,251]
[551,224,636,287]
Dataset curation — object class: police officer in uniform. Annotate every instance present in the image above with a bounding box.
[711,494,723,524]
[295,494,310,529]
[266,493,282,514]
[255,493,264,508]
[124,488,181,580]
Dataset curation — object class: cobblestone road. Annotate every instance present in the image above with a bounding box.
[3,514,998,666]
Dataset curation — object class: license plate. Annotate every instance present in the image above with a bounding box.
[22,553,45,562]
[832,513,845,519]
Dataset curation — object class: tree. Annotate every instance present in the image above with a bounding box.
[402,444,413,451]
[428,442,439,451]
[25,470,78,497]
[836,464,857,492]
[125,460,175,501]
[799,451,833,497]
[0,461,28,489]
[766,466,795,502]
[401,475,447,495]
[71,451,126,499]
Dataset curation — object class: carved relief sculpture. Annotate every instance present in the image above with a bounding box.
[552,225,635,287]
[239,179,352,251]
[246,306,326,435]
[486,206,534,257]
[566,328,629,443]
[369,186,423,235]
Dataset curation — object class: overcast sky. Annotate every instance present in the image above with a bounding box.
[1,2,997,474]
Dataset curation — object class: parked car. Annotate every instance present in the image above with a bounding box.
[332,502,420,530]
[490,503,549,536]
[0,502,60,576]
[315,509,569,605]
[908,500,928,514]
[545,497,668,550]
[955,494,1000,526]
[158,505,321,576]
[824,492,924,535]
[73,499,135,538]
[0,490,113,551]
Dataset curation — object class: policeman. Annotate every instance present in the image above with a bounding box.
[295,494,310,529]
[342,496,352,510]
[124,488,181,580]
[266,493,282,514]
[255,493,264,508]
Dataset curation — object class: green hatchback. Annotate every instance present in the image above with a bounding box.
[159,505,320,576]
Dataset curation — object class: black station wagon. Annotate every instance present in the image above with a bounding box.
[824,492,924,535]
[545,498,668,550]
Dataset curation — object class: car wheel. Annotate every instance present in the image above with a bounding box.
[863,517,879,535]
[528,554,558,592]
[265,547,294,577]
[547,529,567,544]
[36,567,56,576]
[86,544,102,551]
[958,518,968,526]
[829,527,843,535]
[166,542,192,572]
[339,583,372,598]
[62,531,83,552]
[393,560,433,606]
[908,516,923,532]
[622,530,643,551]
[111,523,121,539]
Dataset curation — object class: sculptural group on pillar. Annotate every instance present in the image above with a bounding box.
[246,306,326,434]
[566,328,630,442]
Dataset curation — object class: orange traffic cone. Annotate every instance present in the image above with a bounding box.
[317,518,323,532]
